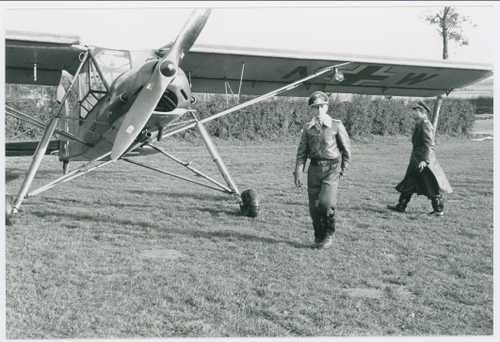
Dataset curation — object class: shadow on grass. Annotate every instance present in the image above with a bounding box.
[30,210,311,249]
[197,207,241,217]
[39,194,238,214]
[195,230,311,249]
[128,189,230,202]
[6,168,64,184]
[343,203,388,214]
[6,172,22,183]
[282,200,306,207]
[41,196,168,210]
[6,168,63,182]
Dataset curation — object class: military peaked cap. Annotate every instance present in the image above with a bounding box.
[413,101,431,115]
[308,91,329,106]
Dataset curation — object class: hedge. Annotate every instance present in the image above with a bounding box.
[5,84,477,141]
[192,93,476,139]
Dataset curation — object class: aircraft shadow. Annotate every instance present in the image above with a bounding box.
[41,196,160,210]
[6,172,22,183]
[128,189,230,202]
[6,168,64,183]
[30,193,240,216]
[197,207,241,217]
[30,210,311,249]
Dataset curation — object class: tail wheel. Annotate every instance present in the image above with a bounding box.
[240,189,259,217]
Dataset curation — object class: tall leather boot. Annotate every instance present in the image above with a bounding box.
[309,202,325,246]
[312,215,324,245]
[325,207,336,237]
[387,193,412,213]
[317,207,335,249]
[430,194,444,216]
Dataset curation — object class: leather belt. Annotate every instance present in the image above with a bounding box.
[310,158,339,166]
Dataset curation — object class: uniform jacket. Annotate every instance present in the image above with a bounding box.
[400,118,453,194]
[296,115,351,172]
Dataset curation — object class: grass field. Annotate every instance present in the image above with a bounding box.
[5,136,493,338]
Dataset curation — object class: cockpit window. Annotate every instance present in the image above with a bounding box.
[77,48,132,121]
[92,48,132,86]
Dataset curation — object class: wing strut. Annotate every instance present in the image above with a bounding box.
[6,105,90,146]
[145,143,234,192]
[159,62,352,140]
[120,114,241,195]
[9,51,90,217]
[27,152,113,197]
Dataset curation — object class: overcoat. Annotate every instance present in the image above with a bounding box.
[396,119,453,196]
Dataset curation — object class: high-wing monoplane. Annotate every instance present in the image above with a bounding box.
[5,9,493,225]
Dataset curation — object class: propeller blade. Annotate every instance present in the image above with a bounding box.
[110,8,211,161]
[167,8,211,65]
[110,62,176,160]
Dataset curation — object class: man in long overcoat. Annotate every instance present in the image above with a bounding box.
[388,101,452,216]
[294,91,352,249]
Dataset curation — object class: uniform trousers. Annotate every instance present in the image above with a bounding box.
[307,158,341,241]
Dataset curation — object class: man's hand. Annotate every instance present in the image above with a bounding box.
[294,169,303,188]
[418,161,428,172]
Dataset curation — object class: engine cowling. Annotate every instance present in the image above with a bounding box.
[154,68,192,112]
[108,59,193,114]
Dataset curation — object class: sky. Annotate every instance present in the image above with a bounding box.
[0,1,496,65]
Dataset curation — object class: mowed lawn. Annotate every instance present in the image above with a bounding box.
[5,136,493,338]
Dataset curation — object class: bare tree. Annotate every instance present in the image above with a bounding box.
[425,6,473,60]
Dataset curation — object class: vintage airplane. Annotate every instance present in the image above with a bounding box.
[4,8,493,225]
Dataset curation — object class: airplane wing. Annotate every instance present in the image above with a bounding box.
[183,44,493,98]
[7,31,492,97]
[5,30,84,85]
[6,140,60,157]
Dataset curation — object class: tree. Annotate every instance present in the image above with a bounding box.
[425,6,473,60]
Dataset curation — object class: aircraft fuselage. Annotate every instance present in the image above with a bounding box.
[63,50,193,161]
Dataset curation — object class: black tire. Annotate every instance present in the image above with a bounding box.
[240,189,259,217]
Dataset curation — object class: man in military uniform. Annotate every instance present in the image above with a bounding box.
[388,101,453,216]
[294,91,352,249]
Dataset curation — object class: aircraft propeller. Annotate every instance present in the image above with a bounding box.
[110,8,211,160]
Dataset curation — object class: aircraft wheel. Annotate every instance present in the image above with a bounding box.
[240,189,259,217]
[5,195,14,226]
